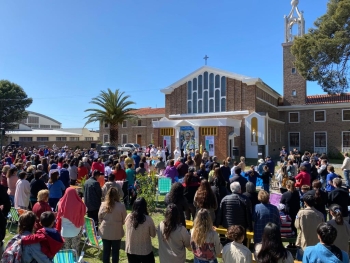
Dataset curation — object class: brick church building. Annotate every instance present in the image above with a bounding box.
[151,1,350,161]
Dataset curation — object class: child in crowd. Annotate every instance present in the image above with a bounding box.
[299,185,310,208]
[20,211,64,260]
[277,204,294,238]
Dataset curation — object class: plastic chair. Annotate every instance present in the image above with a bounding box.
[53,249,84,263]
[7,207,20,233]
[156,177,172,203]
[81,216,103,253]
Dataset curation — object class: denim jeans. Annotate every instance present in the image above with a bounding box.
[194,258,218,263]
[102,239,121,263]
[9,195,14,207]
[344,170,350,188]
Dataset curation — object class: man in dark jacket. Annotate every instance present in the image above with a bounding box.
[84,170,102,226]
[328,178,350,220]
[230,167,248,193]
[216,182,252,231]
[265,156,275,176]
[300,157,311,174]
[176,159,188,179]
[0,184,11,246]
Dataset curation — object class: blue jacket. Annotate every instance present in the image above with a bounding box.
[132,154,141,169]
[325,172,338,192]
[303,243,349,263]
[59,168,70,188]
[266,160,275,175]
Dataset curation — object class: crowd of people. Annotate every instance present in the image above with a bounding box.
[0,144,350,263]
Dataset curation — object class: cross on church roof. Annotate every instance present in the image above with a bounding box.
[203,55,209,65]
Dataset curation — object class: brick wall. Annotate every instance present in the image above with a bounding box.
[165,83,187,117]
[282,43,307,106]
[267,120,285,159]
[255,99,280,120]
[283,108,350,155]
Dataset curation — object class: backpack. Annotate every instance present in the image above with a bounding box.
[1,234,22,263]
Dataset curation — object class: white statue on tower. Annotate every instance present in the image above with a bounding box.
[284,0,305,43]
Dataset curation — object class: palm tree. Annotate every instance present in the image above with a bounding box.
[84,89,136,146]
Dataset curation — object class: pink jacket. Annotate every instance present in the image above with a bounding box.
[7,175,18,196]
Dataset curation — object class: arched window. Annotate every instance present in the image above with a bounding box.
[204,91,208,113]
[193,92,197,113]
[198,75,203,99]
[204,72,208,90]
[209,73,214,97]
[198,100,203,113]
[215,74,220,88]
[187,101,192,114]
[209,99,214,113]
[187,81,192,100]
[215,90,220,112]
[193,78,197,91]
[221,98,226,111]
[221,76,226,96]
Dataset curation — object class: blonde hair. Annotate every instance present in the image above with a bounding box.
[286,180,295,192]
[104,188,120,213]
[258,190,269,204]
[37,189,49,202]
[191,209,213,247]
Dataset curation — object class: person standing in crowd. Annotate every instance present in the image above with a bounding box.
[230,167,248,193]
[303,223,349,263]
[0,183,10,243]
[173,147,181,161]
[125,198,156,263]
[255,223,294,263]
[176,158,189,179]
[164,160,178,183]
[216,182,253,231]
[257,165,272,193]
[280,146,288,163]
[243,182,259,213]
[14,172,31,210]
[295,194,324,259]
[307,180,328,220]
[59,163,70,189]
[193,150,202,171]
[193,180,218,223]
[6,166,18,206]
[155,157,166,174]
[114,163,127,181]
[1,165,10,188]
[157,204,191,263]
[341,152,350,190]
[257,159,265,175]
[253,190,280,244]
[220,160,231,185]
[98,188,127,263]
[91,158,105,175]
[318,159,329,188]
[47,171,65,211]
[31,190,52,231]
[183,167,200,221]
[325,166,338,192]
[77,160,89,182]
[84,170,102,226]
[222,225,252,263]
[245,165,259,187]
[265,156,275,176]
[197,164,208,181]
[295,166,311,188]
[327,204,350,254]
[190,209,222,263]
[328,178,350,222]
[237,156,246,172]
[56,187,86,255]
[280,180,300,236]
[102,174,124,201]
[165,182,188,227]
[68,159,78,186]
[29,171,48,208]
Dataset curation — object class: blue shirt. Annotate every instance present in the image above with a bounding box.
[126,168,135,186]
[253,203,280,243]
[48,180,65,198]
[132,154,141,169]
[325,172,338,192]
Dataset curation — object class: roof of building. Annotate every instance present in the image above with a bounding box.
[306,93,350,104]
[131,107,165,115]
[6,129,80,135]
[27,111,61,125]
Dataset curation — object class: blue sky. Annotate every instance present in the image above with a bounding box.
[0,0,329,129]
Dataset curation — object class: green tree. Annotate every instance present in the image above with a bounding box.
[0,80,33,130]
[84,89,136,146]
[291,0,350,94]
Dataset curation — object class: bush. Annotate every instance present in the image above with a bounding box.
[135,171,157,214]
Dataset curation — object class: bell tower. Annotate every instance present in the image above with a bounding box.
[282,0,307,105]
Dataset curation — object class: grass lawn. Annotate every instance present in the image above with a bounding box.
[4,196,199,263]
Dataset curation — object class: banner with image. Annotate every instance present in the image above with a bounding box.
[163,136,171,152]
[205,136,215,156]
[179,126,195,151]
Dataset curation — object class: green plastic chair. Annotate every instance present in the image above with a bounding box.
[156,177,172,203]
[81,216,103,253]
[53,249,84,263]
[7,207,20,233]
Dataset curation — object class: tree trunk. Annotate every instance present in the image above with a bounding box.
[110,124,119,146]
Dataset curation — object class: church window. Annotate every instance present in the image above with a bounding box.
[187,101,192,114]
[204,91,208,113]
[292,90,297,96]
[292,68,296,74]
[193,92,197,113]
[215,90,220,112]
[221,98,226,112]
[204,72,208,90]
[314,110,326,122]
[209,73,214,97]
[187,72,227,114]
[198,75,203,99]
[209,99,214,113]
[187,81,192,100]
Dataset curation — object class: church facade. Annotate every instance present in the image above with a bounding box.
[152,2,350,161]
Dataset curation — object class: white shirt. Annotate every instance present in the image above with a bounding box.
[174,149,181,160]
[93,151,99,159]
[150,148,157,157]
[105,166,112,176]
[14,179,30,209]
[222,241,252,263]
[61,217,82,238]
[341,156,350,170]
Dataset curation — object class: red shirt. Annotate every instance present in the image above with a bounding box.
[295,171,311,187]
[32,201,52,231]
[77,167,89,181]
[113,169,126,181]
[91,162,105,174]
